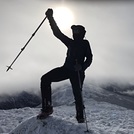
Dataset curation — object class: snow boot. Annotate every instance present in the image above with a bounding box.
[37,106,53,119]
[76,112,85,123]
[75,104,85,123]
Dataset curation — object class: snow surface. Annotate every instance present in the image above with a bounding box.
[0,85,134,134]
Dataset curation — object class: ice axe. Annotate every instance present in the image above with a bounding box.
[6,16,47,72]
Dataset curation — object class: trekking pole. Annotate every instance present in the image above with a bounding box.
[75,59,89,133]
[6,16,47,72]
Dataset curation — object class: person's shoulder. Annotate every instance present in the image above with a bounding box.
[83,39,90,46]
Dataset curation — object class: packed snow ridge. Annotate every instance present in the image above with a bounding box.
[0,84,134,134]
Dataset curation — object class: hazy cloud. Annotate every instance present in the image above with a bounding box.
[0,0,134,94]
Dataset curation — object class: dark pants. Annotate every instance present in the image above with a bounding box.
[41,66,85,114]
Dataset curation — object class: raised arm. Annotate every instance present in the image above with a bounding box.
[45,9,71,46]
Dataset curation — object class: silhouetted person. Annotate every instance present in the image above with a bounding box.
[37,9,93,123]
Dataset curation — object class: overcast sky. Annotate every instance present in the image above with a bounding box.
[0,0,134,94]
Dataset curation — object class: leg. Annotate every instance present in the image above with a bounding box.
[70,71,85,123]
[41,67,69,111]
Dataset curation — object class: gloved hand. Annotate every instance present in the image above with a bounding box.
[45,8,53,18]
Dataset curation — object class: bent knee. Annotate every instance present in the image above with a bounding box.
[41,75,51,85]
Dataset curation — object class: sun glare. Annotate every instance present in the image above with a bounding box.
[54,7,74,30]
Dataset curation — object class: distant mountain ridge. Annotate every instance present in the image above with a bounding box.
[0,82,134,110]
[0,91,41,110]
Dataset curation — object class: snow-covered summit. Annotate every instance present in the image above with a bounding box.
[9,99,134,134]
[1,84,134,134]
[9,115,87,134]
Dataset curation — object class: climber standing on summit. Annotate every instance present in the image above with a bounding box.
[37,8,93,123]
